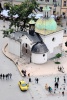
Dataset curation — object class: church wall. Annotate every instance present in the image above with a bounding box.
[31,53,47,64]
[8,39,20,57]
[47,45,62,59]
[21,35,34,49]
[41,30,63,53]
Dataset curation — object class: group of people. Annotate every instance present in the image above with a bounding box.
[0,73,12,80]
[54,76,66,96]
[21,70,26,77]
[58,66,64,73]
[45,84,52,93]
[35,78,39,84]
[45,75,66,96]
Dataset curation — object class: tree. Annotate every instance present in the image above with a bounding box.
[9,0,38,29]
[55,53,62,64]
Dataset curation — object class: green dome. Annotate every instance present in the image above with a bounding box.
[35,18,57,31]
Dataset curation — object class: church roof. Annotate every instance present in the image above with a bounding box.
[31,42,48,54]
[35,18,57,31]
[29,19,36,24]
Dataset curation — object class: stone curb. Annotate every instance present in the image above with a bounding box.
[2,43,24,77]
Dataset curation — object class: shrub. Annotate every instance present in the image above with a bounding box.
[55,62,61,64]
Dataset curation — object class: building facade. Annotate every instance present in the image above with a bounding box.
[61,0,67,17]
[8,6,64,64]
[0,0,61,16]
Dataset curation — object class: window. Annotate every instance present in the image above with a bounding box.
[63,1,66,6]
[52,37,55,41]
[26,43,27,47]
[53,0,56,2]
[45,0,49,2]
[43,54,45,57]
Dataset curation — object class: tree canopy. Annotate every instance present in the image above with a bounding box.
[9,0,38,28]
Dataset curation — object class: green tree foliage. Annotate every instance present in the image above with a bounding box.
[9,0,38,28]
[56,53,62,59]
[4,2,12,10]
[55,53,62,64]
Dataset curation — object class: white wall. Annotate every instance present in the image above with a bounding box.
[21,35,34,49]
[41,30,63,53]
[8,39,20,57]
[31,53,47,64]
[47,45,62,59]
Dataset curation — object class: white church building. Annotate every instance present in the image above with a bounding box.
[8,6,64,64]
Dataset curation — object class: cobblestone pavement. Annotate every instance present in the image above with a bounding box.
[0,19,67,100]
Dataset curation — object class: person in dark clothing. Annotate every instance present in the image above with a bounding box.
[49,86,52,93]
[64,78,66,83]
[28,73,30,77]
[59,67,62,71]
[29,78,31,82]
[6,74,9,80]
[62,91,64,96]
[55,77,56,82]
[21,70,26,77]
[3,74,5,79]
[55,82,58,88]
[0,74,2,79]
[36,78,39,83]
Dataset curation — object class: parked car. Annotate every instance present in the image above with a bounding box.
[18,80,29,91]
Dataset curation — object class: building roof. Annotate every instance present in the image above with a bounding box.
[9,31,25,42]
[9,31,41,43]
[31,42,48,54]
[29,19,36,24]
[35,26,64,36]
[35,18,57,31]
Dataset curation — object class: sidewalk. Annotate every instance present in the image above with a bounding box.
[2,43,23,76]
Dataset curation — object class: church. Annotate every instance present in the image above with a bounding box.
[8,6,64,64]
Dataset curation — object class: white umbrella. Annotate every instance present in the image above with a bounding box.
[35,13,43,19]
[1,9,10,17]
[13,14,19,18]
[50,15,55,18]
[28,13,36,18]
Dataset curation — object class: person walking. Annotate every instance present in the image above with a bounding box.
[0,74,2,79]
[58,66,60,71]
[55,77,56,82]
[62,91,64,96]
[10,73,12,79]
[64,77,66,83]
[35,78,37,83]
[28,73,30,77]
[48,86,52,93]
[55,82,58,88]
[3,74,5,79]
[57,77,59,82]
[36,78,39,84]
[29,77,31,82]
